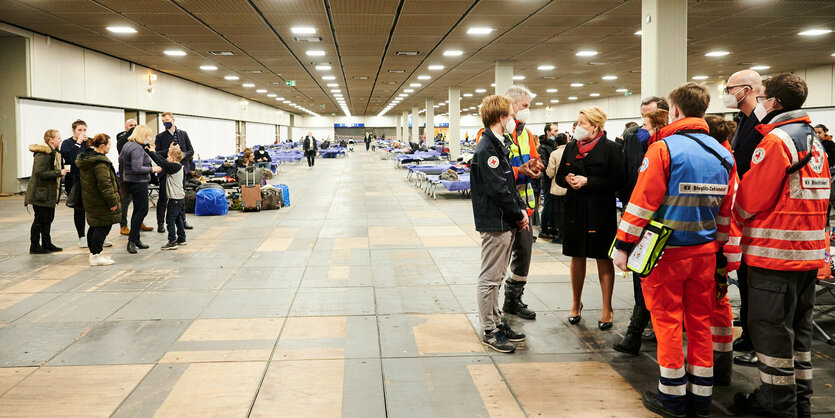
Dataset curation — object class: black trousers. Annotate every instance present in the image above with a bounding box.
[30,205,55,246]
[509,225,533,280]
[166,198,186,243]
[306,154,315,167]
[738,260,751,344]
[87,225,112,255]
[119,179,133,227]
[156,178,167,225]
[125,181,149,244]
[748,266,816,418]
[65,177,86,237]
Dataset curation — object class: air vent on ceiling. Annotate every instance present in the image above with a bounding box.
[270,82,283,85]
[396,51,420,56]
[387,70,405,74]
[541,76,556,80]
[209,51,234,56]
[353,76,369,80]
[587,62,606,66]
[244,70,263,74]
[294,37,323,43]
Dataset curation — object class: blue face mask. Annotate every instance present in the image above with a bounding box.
[636,128,651,143]
[549,136,556,141]
[163,121,173,130]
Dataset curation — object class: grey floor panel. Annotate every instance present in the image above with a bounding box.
[111,290,217,320]
[199,289,294,318]
[48,320,190,365]
[289,287,376,316]
[0,321,96,366]
[16,291,139,323]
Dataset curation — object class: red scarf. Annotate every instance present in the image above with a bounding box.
[576,131,604,159]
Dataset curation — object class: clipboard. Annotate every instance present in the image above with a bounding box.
[609,220,673,276]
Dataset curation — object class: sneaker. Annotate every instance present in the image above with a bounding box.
[161,241,179,251]
[120,226,130,236]
[100,254,115,263]
[176,239,187,246]
[103,239,113,247]
[482,329,516,353]
[78,237,88,248]
[499,322,525,342]
[89,253,115,266]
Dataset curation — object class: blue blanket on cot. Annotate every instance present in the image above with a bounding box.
[426,174,471,192]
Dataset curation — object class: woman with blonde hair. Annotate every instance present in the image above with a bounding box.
[119,125,162,254]
[556,106,624,330]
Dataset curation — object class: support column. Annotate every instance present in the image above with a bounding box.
[401,111,408,141]
[449,87,461,159]
[411,106,419,143]
[425,100,434,144]
[495,61,514,96]
[641,0,687,98]
[394,113,400,142]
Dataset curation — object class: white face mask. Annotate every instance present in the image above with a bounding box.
[753,102,768,121]
[573,125,590,141]
[504,117,516,134]
[722,91,741,109]
[515,108,530,123]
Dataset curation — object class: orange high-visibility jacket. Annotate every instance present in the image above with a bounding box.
[733,112,829,271]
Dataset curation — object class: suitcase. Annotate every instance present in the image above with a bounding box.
[277,184,290,206]
[261,187,281,210]
[242,185,261,211]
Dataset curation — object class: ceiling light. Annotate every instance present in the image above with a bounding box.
[315,64,331,70]
[306,50,326,56]
[409,83,422,87]
[199,65,217,71]
[463,93,473,97]
[799,29,832,36]
[163,50,186,56]
[691,75,709,80]
[602,75,618,80]
[428,65,445,71]
[283,101,291,104]
[404,89,414,93]
[277,97,284,101]
[590,93,600,97]
[750,65,771,70]
[475,88,486,93]
[490,83,495,87]
[576,50,598,57]
[443,50,464,56]
[330,89,341,93]
[546,88,558,93]
[291,27,316,34]
[243,70,262,74]
[705,51,730,57]
[387,69,405,73]
[256,89,267,93]
[550,99,559,103]
[537,65,555,71]
[209,51,234,56]
[326,83,339,87]
[396,51,420,56]
[417,75,431,80]
[322,76,336,80]
[242,83,255,88]
[570,83,584,87]
[267,93,276,98]
[635,30,642,35]
[616,88,628,93]
[535,102,543,106]
[224,75,239,80]
[512,75,525,80]
[399,94,408,97]
[107,26,136,34]
[467,27,493,35]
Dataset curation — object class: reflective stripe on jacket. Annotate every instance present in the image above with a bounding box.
[733,111,829,271]
[507,127,538,209]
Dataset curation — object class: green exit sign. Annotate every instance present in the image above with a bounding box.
[285,80,296,86]
[625,91,633,96]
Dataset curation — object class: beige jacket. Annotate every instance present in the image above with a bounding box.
[546,146,567,196]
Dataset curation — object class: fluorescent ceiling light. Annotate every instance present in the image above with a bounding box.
[315,65,331,70]
[277,97,284,101]
[546,88,558,93]
[322,76,336,80]
[399,94,408,97]
[417,75,431,80]
[590,93,600,97]
[326,83,339,87]
[635,30,642,35]
[107,26,136,34]
[463,93,473,97]
[306,50,326,56]
[475,89,486,93]
[283,101,291,104]
[799,29,832,36]
[291,27,316,34]
[512,75,525,80]
[537,65,555,71]
[467,27,493,35]
[602,75,618,80]
[242,83,255,88]
[576,50,598,57]
[691,75,709,80]
[550,99,559,103]
[410,83,422,87]
[256,89,267,93]
[330,89,341,93]
[750,65,771,70]
[535,102,543,106]
[570,83,584,87]
[404,89,414,93]
[428,65,444,70]
[490,83,495,87]
[616,88,628,93]
[267,93,276,98]
[224,75,239,80]
[199,65,217,71]
[568,96,578,100]
[705,51,730,57]
[443,50,464,56]
[163,50,186,56]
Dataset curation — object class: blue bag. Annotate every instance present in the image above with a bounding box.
[277,184,290,206]
[195,188,228,216]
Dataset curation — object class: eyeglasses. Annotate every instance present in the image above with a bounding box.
[723,84,751,94]
[755,95,780,104]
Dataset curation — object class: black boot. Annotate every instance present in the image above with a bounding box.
[29,243,50,254]
[127,241,137,254]
[135,239,149,249]
[613,303,651,356]
[41,229,62,252]
[502,279,536,320]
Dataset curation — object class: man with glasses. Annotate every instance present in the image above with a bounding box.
[721,69,763,367]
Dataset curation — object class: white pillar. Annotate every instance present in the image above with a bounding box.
[411,106,419,143]
[495,61,513,96]
[401,111,408,141]
[425,100,434,144]
[394,114,400,142]
[449,87,461,159]
[641,0,687,98]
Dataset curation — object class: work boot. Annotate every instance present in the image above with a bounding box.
[120,226,130,236]
[41,236,62,252]
[29,243,50,254]
[613,304,651,356]
[502,279,536,319]
[642,391,685,418]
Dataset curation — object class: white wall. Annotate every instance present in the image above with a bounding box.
[173,115,236,160]
[245,122,277,148]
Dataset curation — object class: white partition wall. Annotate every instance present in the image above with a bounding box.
[17,99,124,177]
[171,115,236,160]
[245,122,277,148]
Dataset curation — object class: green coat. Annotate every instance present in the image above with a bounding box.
[24,144,62,208]
[75,149,122,227]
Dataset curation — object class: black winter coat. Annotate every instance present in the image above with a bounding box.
[556,134,624,259]
[620,125,644,202]
[538,135,556,195]
[471,129,525,232]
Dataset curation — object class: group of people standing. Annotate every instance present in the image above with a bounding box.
[25,112,195,265]
[472,72,827,417]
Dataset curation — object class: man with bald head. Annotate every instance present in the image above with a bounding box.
[722,69,763,367]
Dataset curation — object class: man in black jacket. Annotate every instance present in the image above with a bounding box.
[538,123,559,239]
[472,95,535,354]
[303,132,317,167]
[155,112,195,233]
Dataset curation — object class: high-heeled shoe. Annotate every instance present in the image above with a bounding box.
[568,303,583,325]
[598,313,614,330]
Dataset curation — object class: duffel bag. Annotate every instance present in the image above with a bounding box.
[195,188,228,216]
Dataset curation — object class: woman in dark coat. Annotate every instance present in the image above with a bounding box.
[25,129,70,254]
[556,106,624,330]
[76,133,121,266]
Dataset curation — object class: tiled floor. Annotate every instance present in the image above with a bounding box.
[1,149,835,417]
